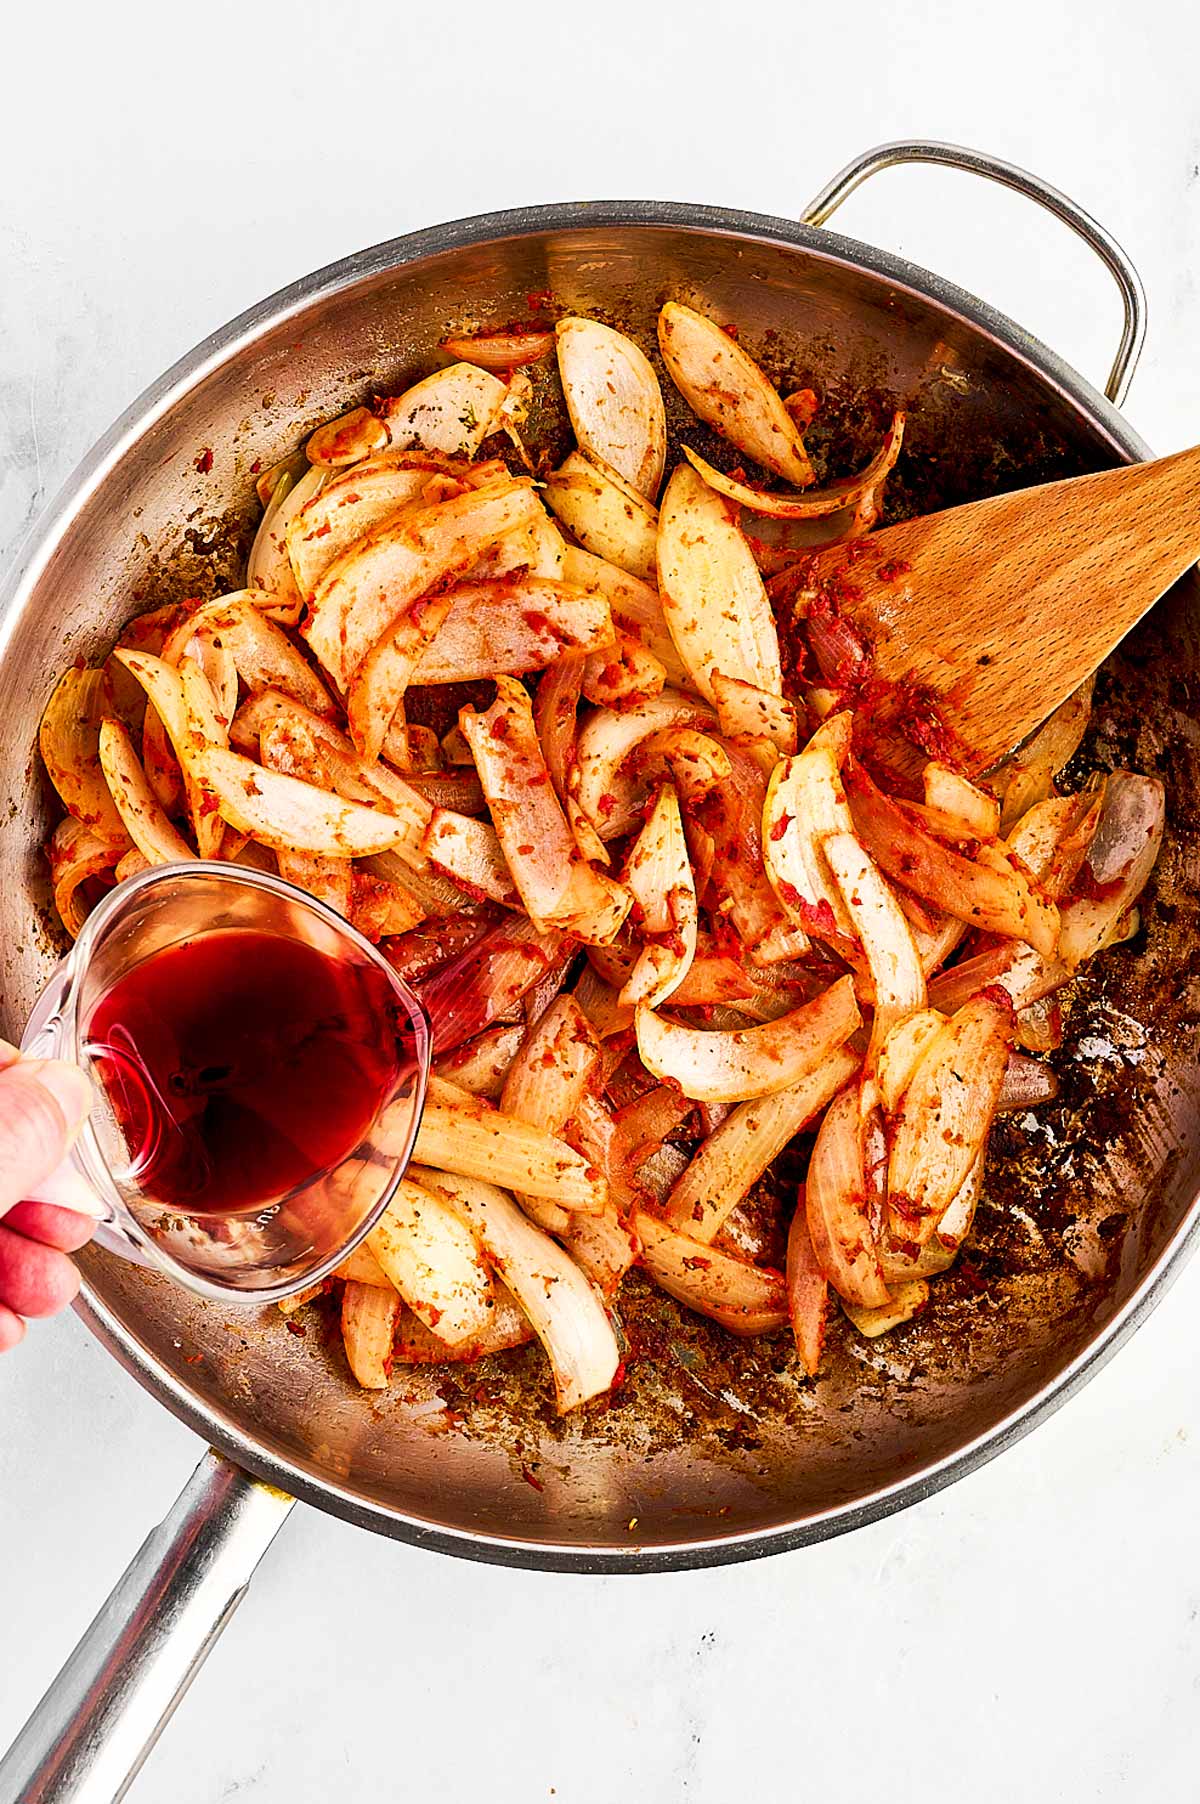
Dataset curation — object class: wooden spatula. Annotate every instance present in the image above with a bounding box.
[806,443,1200,775]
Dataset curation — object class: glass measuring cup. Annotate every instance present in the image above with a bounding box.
[18,861,431,1302]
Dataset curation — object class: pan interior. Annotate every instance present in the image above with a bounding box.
[6,212,1199,1562]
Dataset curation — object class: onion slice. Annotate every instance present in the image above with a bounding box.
[500,994,602,1227]
[378,363,509,457]
[187,592,337,720]
[97,719,194,867]
[658,302,814,486]
[682,413,904,518]
[1057,771,1164,970]
[39,668,131,852]
[340,1281,399,1388]
[247,465,326,625]
[636,974,860,1103]
[48,817,119,938]
[543,451,659,582]
[559,546,691,689]
[805,1085,889,1307]
[824,830,926,1061]
[433,1022,528,1100]
[995,676,1094,830]
[306,405,388,467]
[416,916,565,1051]
[711,671,798,755]
[366,1177,494,1341]
[439,328,555,369]
[404,1086,606,1213]
[656,463,782,703]
[923,762,999,839]
[762,712,857,939]
[573,688,713,840]
[287,457,465,596]
[461,676,631,942]
[304,478,540,692]
[841,1280,929,1339]
[635,1210,788,1336]
[786,1201,829,1377]
[556,317,667,498]
[664,1047,859,1241]
[412,577,615,686]
[846,760,1060,958]
[887,996,1013,1246]
[413,1168,621,1412]
[619,785,697,1007]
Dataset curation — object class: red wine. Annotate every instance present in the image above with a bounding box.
[85,929,404,1216]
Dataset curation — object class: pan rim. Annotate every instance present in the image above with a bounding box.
[11,196,1195,1571]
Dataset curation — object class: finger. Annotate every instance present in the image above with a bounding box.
[0,1062,92,1210]
[0,1226,81,1317]
[0,1040,21,1071]
[0,1303,26,1351]
[3,1200,97,1253]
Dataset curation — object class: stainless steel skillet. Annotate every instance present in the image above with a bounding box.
[5,142,1199,1804]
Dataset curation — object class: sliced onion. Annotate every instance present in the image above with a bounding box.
[824,829,926,1061]
[923,762,999,839]
[711,671,798,755]
[189,592,337,720]
[186,743,431,858]
[611,1084,695,1174]
[178,662,232,857]
[558,546,691,689]
[288,458,453,596]
[669,950,756,1006]
[306,405,388,467]
[926,939,1066,1016]
[637,974,859,1103]
[881,1158,984,1282]
[366,848,480,916]
[665,1047,859,1242]
[114,848,151,883]
[558,1092,642,1295]
[349,868,425,939]
[841,1279,929,1339]
[365,1176,494,1342]
[635,1210,788,1335]
[393,1286,534,1362]
[875,1009,946,1115]
[247,464,326,625]
[762,712,857,940]
[404,1084,606,1213]
[460,676,631,942]
[412,577,615,686]
[439,328,556,369]
[1057,772,1164,971]
[543,450,659,582]
[40,668,131,852]
[657,302,814,486]
[255,453,308,511]
[257,718,354,916]
[787,1201,829,1376]
[304,477,540,692]
[414,1167,620,1411]
[378,363,509,458]
[997,1051,1059,1112]
[334,1241,392,1287]
[581,635,666,707]
[995,676,1095,830]
[1006,788,1104,897]
[887,995,1013,1246]
[571,964,635,1041]
[97,718,195,867]
[48,817,118,938]
[805,1084,889,1307]
[500,993,602,1165]
[416,916,564,1051]
[340,1281,400,1388]
[573,688,713,840]
[620,784,697,1007]
[694,741,807,963]
[532,653,584,804]
[556,317,666,498]
[434,1022,528,1099]
[846,760,1060,959]
[420,806,522,908]
[656,463,782,704]
[347,590,456,762]
[683,413,904,518]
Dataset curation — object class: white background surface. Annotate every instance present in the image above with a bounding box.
[2,3,1199,1798]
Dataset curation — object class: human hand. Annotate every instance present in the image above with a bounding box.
[0,1045,95,1350]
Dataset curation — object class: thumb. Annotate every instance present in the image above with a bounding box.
[0,1062,93,1213]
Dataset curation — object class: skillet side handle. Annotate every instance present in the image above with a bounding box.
[800,139,1147,406]
[0,1450,294,1804]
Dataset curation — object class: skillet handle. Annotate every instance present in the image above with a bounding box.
[0,1450,294,1803]
[800,139,1147,407]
